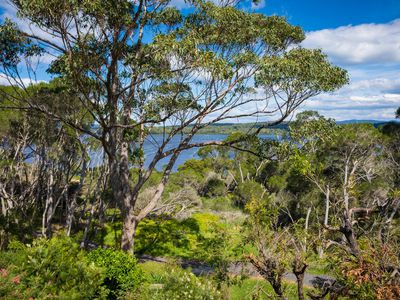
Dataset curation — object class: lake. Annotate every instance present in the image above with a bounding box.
[90,133,278,171]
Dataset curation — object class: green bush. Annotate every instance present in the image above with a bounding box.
[0,237,105,300]
[87,248,144,299]
[140,265,221,300]
[202,196,235,211]
[202,177,227,197]
[233,181,266,207]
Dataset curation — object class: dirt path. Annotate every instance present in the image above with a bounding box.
[139,255,334,288]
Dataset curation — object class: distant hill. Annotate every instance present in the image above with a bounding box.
[150,120,397,134]
[338,119,383,124]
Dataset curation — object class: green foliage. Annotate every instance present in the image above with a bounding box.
[202,196,235,211]
[87,248,144,298]
[135,216,200,258]
[233,180,267,207]
[0,18,42,68]
[140,265,221,300]
[202,176,227,197]
[289,110,338,147]
[0,237,105,300]
[256,48,349,93]
[134,213,222,258]
[230,277,305,300]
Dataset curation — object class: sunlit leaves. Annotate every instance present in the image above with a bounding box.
[256,48,349,94]
[144,81,200,118]
[0,19,42,68]
[151,7,182,27]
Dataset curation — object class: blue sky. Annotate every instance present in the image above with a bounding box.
[258,0,400,31]
[255,0,400,120]
[1,0,399,120]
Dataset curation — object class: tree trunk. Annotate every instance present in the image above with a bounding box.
[43,169,54,238]
[108,136,136,252]
[273,281,287,300]
[247,254,287,300]
[295,273,305,300]
[121,209,139,253]
[341,214,359,257]
[324,186,330,227]
[66,149,87,236]
[293,259,307,300]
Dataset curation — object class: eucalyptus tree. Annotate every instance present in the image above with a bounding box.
[0,81,91,244]
[289,111,338,231]
[0,0,348,252]
[290,115,397,256]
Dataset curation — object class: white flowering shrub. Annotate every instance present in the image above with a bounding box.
[141,266,221,300]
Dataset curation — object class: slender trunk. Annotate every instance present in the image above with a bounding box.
[319,186,330,258]
[81,166,107,248]
[341,213,359,256]
[304,207,311,252]
[43,169,54,238]
[293,259,307,300]
[81,200,96,249]
[66,152,87,236]
[324,186,330,227]
[271,279,287,300]
[238,161,244,183]
[0,184,7,217]
[295,272,305,300]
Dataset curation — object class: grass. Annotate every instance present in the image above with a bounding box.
[230,277,314,300]
[306,255,333,276]
[139,261,319,300]
[140,261,172,283]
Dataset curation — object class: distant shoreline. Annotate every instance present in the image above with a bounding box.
[149,120,396,135]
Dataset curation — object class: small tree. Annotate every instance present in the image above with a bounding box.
[244,195,312,300]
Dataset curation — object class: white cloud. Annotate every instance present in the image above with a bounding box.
[299,19,400,120]
[300,85,400,121]
[303,19,400,65]
[0,73,46,86]
[343,77,400,94]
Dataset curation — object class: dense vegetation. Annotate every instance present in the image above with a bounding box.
[1,107,398,299]
[0,0,399,299]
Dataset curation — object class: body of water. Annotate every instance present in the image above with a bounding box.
[72,134,278,172]
[141,133,277,171]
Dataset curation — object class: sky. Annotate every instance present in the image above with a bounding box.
[1,0,399,121]
[256,0,400,121]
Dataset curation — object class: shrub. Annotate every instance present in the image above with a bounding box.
[140,265,221,300]
[87,247,144,299]
[332,242,400,300]
[202,196,235,211]
[0,237,105,300]
[202,176,227,197]
[233,180,266,207]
